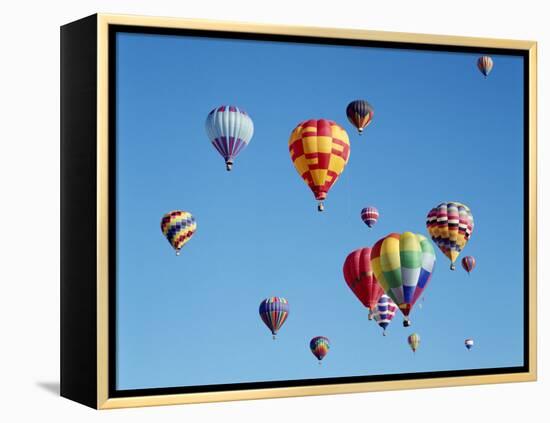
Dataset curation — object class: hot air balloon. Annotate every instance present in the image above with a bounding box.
[310,336,330,364]
[426,202,474,270]
[465,338,474,351]
[160,211,197,255]
[288,119,351,211]
[408,333,420,353]
[346,100,374,135]
[477,56,493,78]
[371,232,436,326]
[205,105,254,171]
[259,297,289,340]
[373,295,397,336]
[462,256,476,275]
[361,206,379,228]
[343,247,384,319]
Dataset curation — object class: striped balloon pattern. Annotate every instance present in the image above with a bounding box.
[465,338,474,351]
[361,206,379,228]
[259,297,289,339]
[371,232,436,323]
[408,333,421,353]
[160,210,197,255]
[288,119,351,211]
[346,100,374,135]
[205,105,254,171]
[426,202,474,270]
[477,56,493,77]
[373,295,397,335]
[310,336,330,362]
[342,247,384,318]
[461,256,476,274]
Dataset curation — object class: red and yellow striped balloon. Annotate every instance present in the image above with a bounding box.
[288,119,350,211]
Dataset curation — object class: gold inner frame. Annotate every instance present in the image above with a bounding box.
[96,13,537,409]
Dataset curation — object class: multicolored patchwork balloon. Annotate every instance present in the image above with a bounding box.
[343,247,384,319]
[205,105,254,171]
[288,119,351,211]
[426,202,474,270]
[371,232,436,326]
[373,295,397,336]
[461,256,476,275]
[346,100,374,135]
[310,336,330,363]
[259,297,289,340]
[160,210,197,255]
[408,333,420,353]
[465,338,474,351]
[361,206,379,228]
[477,56,493,78]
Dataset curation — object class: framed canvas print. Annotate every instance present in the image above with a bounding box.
[60,14,537,409]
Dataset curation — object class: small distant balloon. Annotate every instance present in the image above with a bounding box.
[259,297,289,340]
[477,56,493,78]
[373,295,397,336]
[461,256,476,274]
[205,105,254,171]
[160,210,197,255]
[346,100,374,135]
[408,333,421,353]
[310,336,330,363]
[465,338,474,351]
[361,206,379,228]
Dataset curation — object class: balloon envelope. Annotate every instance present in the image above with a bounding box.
[310,336,330,361]
[426,202,474,270]
[408,333,421,352]
[371,232,436,320]
[205,105,254,170]
[343,247,384,315]
[461,256,476,274]
[346,100,374,134]
[465,338,474,350]
[373,295,397,334]
[259,297,289,338]
[288,119,350,211]
[477,56,493,77]
[361,206,379,228]
[160,210,197,255]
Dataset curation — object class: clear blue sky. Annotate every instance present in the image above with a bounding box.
[115,32,524,390]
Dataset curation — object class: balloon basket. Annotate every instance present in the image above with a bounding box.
[175,250,180,256]
[317,202,324,212]
[225,161,233,171]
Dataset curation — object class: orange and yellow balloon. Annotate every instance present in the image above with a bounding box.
[288,119,350,211]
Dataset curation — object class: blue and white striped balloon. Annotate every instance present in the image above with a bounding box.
[205,105,254,171]
[465,338,474,351]
[373,295,397,335]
